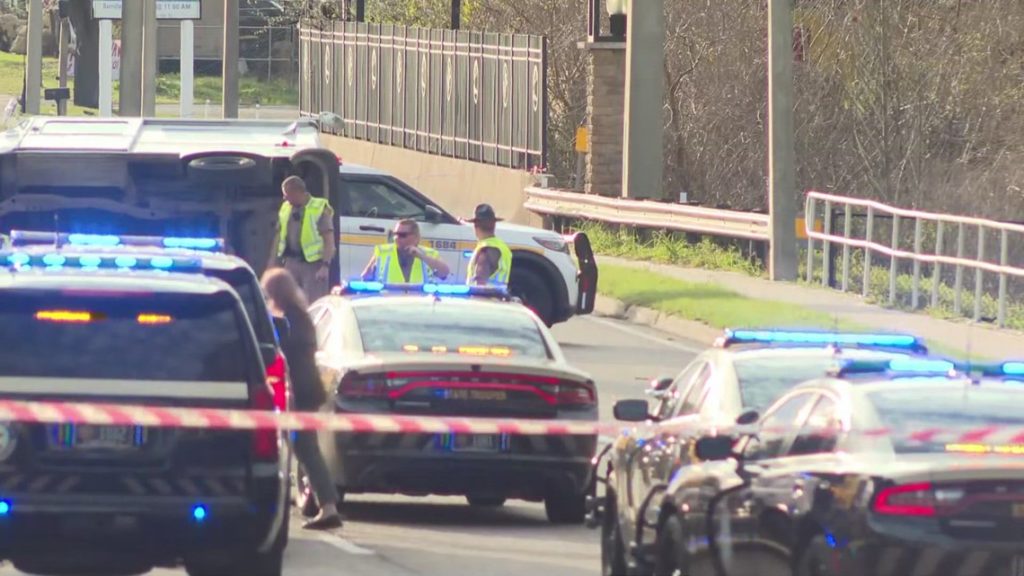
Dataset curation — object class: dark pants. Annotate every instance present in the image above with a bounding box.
[293,430,338,509]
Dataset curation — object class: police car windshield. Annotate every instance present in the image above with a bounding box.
[0,291,251,382]
[733,356,847,412]
[204,267,273,342]
[868,385,1024,454]
[353,302,551,359]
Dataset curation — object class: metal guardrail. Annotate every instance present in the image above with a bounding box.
[805,190,1024,327]
[523,187,770,241]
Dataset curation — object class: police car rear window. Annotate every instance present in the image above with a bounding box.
[352,304,551,359]
[205,268,273,342]
[733,356,840,412]
[869,386,1024,454]
[0,291,251,382]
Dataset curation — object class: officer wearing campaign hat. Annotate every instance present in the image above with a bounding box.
[465,203,512,286]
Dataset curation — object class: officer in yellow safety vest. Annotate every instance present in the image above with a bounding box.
[0,233,9,250]
[361,219,450,283]
[267,175,336,303]
[465,204,512,286]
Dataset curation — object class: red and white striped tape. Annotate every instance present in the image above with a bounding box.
[0,398,1021,447]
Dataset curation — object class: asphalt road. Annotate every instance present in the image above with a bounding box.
[0,315,703,576]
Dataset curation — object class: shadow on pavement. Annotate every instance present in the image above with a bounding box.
[338,499,557,529]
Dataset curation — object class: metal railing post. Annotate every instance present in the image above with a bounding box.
[841,207,852,292]
[889,214,900,306]
[974,226,986,322]
[912,218,922,309]
[821,200,832,288]
[931,220,943,309]
[805,196,816,283]
[863,206,874,298]
[954,223,965,316]
[999,229,1009,327]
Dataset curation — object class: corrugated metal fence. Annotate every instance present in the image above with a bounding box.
[298,20,547,170]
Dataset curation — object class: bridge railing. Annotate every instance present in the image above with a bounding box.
[298,20,548,170]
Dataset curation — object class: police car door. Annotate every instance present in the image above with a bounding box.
[337,178,472,283]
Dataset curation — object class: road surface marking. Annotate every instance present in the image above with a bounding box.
[310,531,376,555]
[582,315,705,354]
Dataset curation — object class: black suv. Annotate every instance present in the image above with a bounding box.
[0,250,289,576]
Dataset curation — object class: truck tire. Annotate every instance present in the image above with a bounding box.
[509,267,555,327]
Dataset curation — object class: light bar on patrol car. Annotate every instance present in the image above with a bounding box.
[9,230,225,252]
[331,280,510,299]
[832,358,959,378]
[717,328,928,353]
[1,251,205,272]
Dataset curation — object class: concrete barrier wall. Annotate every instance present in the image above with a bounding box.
[321,135,542,227]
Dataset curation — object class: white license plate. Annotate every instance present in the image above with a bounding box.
[445,434,501,453]
[52,425,144,450]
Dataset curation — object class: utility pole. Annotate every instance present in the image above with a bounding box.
[142,0,158,116]
[24,0,43,114]
[119,0,145,116]
[57,11,70,116]
[621,0,664,200]
[222,0,240,119]
[768,0,799,280]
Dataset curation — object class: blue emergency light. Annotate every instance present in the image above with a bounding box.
[835,357,959,378]
[9,230,225,252]
[1,251,204,272]
[333,280,509,298]
[0,499,10,516]
[720,328,927,352]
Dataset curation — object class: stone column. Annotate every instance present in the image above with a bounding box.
[581,41,625,197]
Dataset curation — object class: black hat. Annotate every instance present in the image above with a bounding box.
[466,203,503,223]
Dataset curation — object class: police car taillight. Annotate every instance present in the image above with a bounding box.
[337,372,388,398]
[250,383,279,461]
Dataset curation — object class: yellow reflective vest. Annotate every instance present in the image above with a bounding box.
[467,236,512,285]
[372,243,441,284]
[277,197,329,263]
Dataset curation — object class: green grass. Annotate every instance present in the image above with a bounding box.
[577,221,765,277]
[599,263,990,360]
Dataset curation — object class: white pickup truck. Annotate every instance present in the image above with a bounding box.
[0,116,597,326]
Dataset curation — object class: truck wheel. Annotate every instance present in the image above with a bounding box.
[509,267,555,326]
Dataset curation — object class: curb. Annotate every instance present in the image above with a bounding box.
[592,294,721,346]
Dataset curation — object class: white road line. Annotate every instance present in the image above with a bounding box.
[310,531,376,556]
[582,315,705,354]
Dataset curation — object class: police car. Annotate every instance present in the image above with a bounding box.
[0,250,289,576]
[0,117,597,328]
[305,281,598,523]
[6,230,292,410]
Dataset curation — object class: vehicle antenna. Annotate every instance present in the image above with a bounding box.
[53,213,61,249]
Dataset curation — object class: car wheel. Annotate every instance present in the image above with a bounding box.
[545,488,587,524]
[509,267,556,326]
[601,495,629,576]
[653,515,686,576]
[467,496,506,507]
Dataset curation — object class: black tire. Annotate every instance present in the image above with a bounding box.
[545,488,587,524]
[185,514,287,576]
[794,534,828,576]
[601,494,629,576]
[509,266,556,327]
[467,495,507,507]
[653,515,686,576]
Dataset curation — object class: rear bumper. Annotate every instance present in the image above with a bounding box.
[333,432,597,500]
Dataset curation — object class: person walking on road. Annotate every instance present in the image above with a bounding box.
[360,219,450,283]
[268,176,335,303]
[465,204,512,286]
[261,267,343,531]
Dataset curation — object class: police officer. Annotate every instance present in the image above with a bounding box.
[465,204,512,286]
[268,176,335,303]
[361,219,450,283]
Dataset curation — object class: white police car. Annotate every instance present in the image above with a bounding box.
[0,117,597,328]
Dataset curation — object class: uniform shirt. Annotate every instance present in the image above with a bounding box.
[279,202,335,259]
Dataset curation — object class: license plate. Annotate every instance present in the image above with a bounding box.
[443,389,508,401]
[51,424,145,450]
[438,434,502,453]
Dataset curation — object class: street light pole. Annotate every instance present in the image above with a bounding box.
[142,0,158,116]
[768,0,799,280]
[222,0,240,118]
[24,0,43,114]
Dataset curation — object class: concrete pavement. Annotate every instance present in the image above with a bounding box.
[0,315,699,576]
[599,255,1024,359]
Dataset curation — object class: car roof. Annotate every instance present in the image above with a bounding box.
[331,293,537,315]
[338,162,389,177]
[722,346,912,363]
[0,266,235,296]
[7,244,254,273]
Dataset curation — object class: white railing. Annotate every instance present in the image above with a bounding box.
[805,190,1024,327]
[523,187,770,241]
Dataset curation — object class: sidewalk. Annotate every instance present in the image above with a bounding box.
[596,255,1024,359]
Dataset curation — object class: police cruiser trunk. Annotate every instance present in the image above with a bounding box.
[0,256,288,576]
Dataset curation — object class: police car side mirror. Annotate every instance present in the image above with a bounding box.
[259,343,278,369]
[613,399,651,422]
[694,435,736,462]
[736,409,760,425]
[272,316,291,340]
[424,205,443,223]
